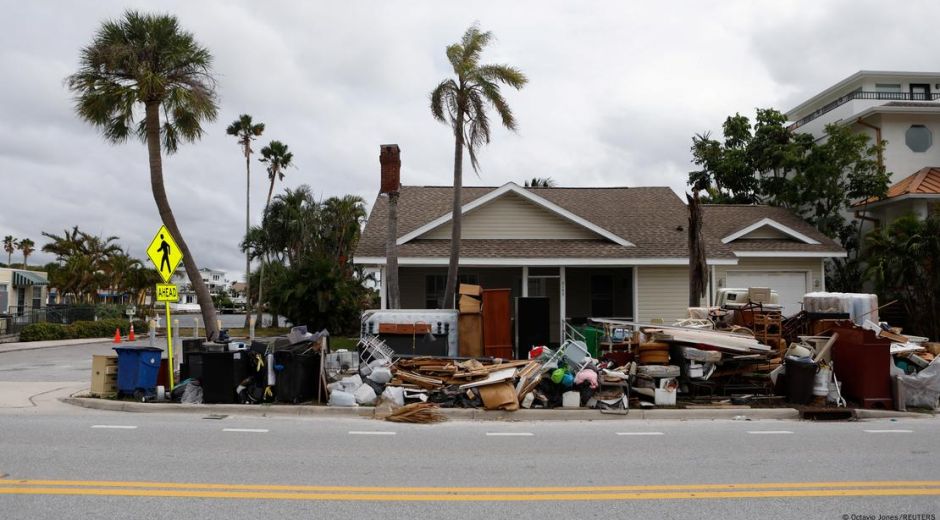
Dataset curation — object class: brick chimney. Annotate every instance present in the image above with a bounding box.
[379,144,400,194]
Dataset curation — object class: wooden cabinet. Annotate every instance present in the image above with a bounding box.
[482,289,513,359]
[458,313,483,357]
[91,355,118,396]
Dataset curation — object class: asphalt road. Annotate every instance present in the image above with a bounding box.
[1,342,938,519]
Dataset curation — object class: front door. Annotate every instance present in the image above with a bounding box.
[910,83,931,101]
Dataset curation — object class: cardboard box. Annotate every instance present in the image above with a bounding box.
[459,294,482,313]
[478,382,519,411]
[458,283,482,296]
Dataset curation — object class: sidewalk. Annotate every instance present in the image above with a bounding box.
[61,395,936,422]
[0,338,116,354]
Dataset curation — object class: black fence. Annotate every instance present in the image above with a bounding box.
[790,90,940,129]
[0,305,105,337]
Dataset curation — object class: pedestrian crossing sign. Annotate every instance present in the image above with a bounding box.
[146,225,184,284]
[155,284,179,302]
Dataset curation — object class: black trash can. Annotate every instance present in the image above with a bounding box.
[183,351,249,403]
[785,356,818,405]
[273,347,321,404]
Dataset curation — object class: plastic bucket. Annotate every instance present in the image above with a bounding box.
[785,356,818,405]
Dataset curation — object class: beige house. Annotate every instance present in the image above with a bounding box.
[0,267,48,316]
[354,182,844,344]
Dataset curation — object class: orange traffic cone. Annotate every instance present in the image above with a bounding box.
[113,328,122,344]
[129,324,136,342]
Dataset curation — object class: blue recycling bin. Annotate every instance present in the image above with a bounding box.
[113,346,163,396]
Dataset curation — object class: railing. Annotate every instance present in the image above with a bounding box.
[1,306,47,336]
[790,91,940,130]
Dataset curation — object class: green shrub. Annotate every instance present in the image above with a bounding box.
[19,322,68,342]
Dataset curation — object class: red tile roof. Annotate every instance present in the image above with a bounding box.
[857,166,940,206]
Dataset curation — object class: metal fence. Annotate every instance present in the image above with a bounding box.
[0,305,103,336]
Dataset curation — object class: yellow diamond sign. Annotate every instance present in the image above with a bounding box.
[146,225,184,283]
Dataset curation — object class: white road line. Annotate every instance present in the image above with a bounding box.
[863,429,913,433]
[222,428,269,433]
[616,432,665,436]
[746,430,793,435]
[348,431,396,436]
[91,425,137,429]
[486,432,534,437]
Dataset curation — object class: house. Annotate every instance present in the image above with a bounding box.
[353,182,844,343]
[787,70,940,223]
[0,268,48,335]
[171,267,229,304]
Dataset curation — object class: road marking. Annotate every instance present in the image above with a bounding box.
[348,431,396,436]
[486,432,534,437]
[90,425,137,430]
[0,480,938,501]
[222,428,268,433]
[863,429,913,433]
[746,430,793,435]
[616,432,664,436]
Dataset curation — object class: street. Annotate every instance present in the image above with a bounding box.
[0,341,938,519]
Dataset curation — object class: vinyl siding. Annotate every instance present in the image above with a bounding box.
[421,192,599,240]
[636,266,689,323]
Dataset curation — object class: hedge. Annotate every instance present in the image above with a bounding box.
[19,319,150,342]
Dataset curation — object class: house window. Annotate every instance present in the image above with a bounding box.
[590,275,614,317]
[32,286,42,310]
[906,125,932,152]
[875,83,902,100]
[0,284,7,314]
[425,274,479,308]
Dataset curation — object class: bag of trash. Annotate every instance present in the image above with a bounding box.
[181,382,203,405]
[339,374,362,393]
[897,358,940,409]
[328,390,357,407]
[354,384,377,405]
[381,386,405,406]
[368,367,393,384]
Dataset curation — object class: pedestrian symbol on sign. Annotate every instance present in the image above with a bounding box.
[146,225,184,284]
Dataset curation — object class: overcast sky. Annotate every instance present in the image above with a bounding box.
[3,0,938,280]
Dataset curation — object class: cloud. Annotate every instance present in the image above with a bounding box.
[0,0,933,279]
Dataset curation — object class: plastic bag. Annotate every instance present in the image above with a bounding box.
[181,383,203,405]
[381,386,405,406]
[354,384,377,405]
[368,367,393,384]
[897,358,940,409]
[328,390,357,407]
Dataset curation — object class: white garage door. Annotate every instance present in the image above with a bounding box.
[726,271,807,317]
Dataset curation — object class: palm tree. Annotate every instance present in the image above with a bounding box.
[226,114,265,326]
[430,24,527,308]
[524,177,556,188]
[256,140,294,326]
[67,11,221,339]
[3,236,17,267]
[18,239,35,268]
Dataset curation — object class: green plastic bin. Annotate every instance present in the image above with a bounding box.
[578,326,602,357]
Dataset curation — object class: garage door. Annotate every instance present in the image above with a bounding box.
[726,271,807,317]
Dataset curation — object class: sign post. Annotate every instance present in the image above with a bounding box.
[147,225,184,391]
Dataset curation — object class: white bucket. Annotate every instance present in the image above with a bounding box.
[813,366,831,396]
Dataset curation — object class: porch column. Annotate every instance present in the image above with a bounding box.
[559,266,566,341]
[379,266,387,310]
[521,266,529,297]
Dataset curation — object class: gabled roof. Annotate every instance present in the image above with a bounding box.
[856,167,940,208]
[355,185,846,264]
[397,182,634,247]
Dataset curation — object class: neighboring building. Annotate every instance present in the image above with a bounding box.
[854,166,940,226]
[171,267,230,304]
[230,282,248,307]
[354,182,844,343]
[0,268,48,334]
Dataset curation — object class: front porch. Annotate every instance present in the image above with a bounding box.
[379,265,635,347]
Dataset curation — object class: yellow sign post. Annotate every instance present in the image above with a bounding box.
[147,226,184,391]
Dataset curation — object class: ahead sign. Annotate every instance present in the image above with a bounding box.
[155,284,179,303]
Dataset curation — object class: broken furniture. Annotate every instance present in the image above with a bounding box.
[825,320,893,409]
[90,354,118,397]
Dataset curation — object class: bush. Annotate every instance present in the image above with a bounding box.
[18,322,69,342]
[18,318,150,342]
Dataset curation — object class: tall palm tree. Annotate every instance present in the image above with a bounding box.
[3,236,17,267]
[524,177,556,188]
[67,11,221,339]
[226,114,265,326]
[18,239,35,268]
[256,140,294,326]
[430,24,527,308]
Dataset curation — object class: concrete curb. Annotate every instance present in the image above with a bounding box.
[59,396,816,421]
[0,338,114,354]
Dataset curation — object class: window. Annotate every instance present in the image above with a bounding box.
[906,125,932,152]
[425,274,479,308]
[0,284,7,314]
[875,83,902,100]
[32,286,42,310]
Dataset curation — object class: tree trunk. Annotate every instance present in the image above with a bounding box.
[244,147,252,327]
[144,102,220,340]
[688,191,708,307]
[256,177,276,327]
[386,191,401,309]
[442,112,464,310]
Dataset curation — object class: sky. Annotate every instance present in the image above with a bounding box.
[3,0,939,281]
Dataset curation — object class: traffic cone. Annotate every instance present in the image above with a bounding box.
[113,328,122,344]
[129,324,136,342]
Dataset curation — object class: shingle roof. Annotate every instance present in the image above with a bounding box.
[354,185,844,262]
[857,166,940,206]
[701,205,843,254]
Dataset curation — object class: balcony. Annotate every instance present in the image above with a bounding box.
[790,91,940,130]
